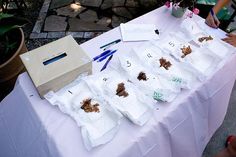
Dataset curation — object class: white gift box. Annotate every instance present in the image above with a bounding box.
[20,35,92,98]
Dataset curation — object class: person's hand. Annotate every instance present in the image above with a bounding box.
[222,33,236,47]
[205,12,220,28]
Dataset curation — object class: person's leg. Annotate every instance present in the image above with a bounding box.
[214,135,236,157]
[227,136,236,157]
[214,149,231,157]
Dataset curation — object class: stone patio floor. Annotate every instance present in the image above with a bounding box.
[29,0,158,39]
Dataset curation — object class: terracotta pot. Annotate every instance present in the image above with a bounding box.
[0,28,27,99]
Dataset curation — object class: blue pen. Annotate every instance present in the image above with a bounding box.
[210,9,218,22]
[93,49,111,61]
[97,50,117,62]
[100,55,113,71]
[100,39,121,49]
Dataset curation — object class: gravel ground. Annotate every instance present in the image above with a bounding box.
[22,0,44,39]
[26,38,88,51]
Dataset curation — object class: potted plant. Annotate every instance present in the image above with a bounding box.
[0,12,28,99]
[165,0,197,18]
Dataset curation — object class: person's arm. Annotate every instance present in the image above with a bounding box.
[212,0,231,14]
[227,135,236,156]
[205,0,231,28]
[222,33,236,47]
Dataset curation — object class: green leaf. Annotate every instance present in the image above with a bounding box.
[7,41,17,50]
[0,24,20,36]
[0,13,14,20]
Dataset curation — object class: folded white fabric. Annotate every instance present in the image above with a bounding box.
[197,19,227,39]
[180,19,233,61]
[120,23,159,41]
[134,41,197,88]
[153,34,185,54]
[179,18,232,60]
[114,51,179,102]
[183,47,221,78]
[44,80,122,151]
[180,18,204,38]
[151,33,225,81]
[157,32,221,77]
[196,20,236,58]
[152,34,218,80]
[85,70,154,126]
[207,38,233,59]
[191,32,214,47]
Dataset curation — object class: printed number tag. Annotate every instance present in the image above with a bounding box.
[169,42,175,47]
[147,53,152,58]
[126,60,131,67]
[163,41,178,52]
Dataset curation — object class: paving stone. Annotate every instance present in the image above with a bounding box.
[101,0,113,10]
[113,0,125,7]
[112,15,128,28]
[96,17,112,26]
[127,7,140,16]
[32,12,47,33]
[76,0,102,7]
[40,0,50,13]
[66,32,84,38]
[83,32,95,38]
[94,32,103,37]
[32,20,44,33]
[79,10,98,22]
[38,11,48,21]
[44,0,51,3]
[84,32,103,38]
[32,0,164,41]
[47,32,66,38]
[125,0,139,7]
[30,33,48,39]
[112,7,133,19]
[50,0,73,9]
[44,15,67,32]
[56,4,86,17]
[139,0,158,9]
[69,18,110,31]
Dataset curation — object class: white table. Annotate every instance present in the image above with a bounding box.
[1,6,236,157]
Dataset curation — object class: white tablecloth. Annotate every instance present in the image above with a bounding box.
[1,6,236,157]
